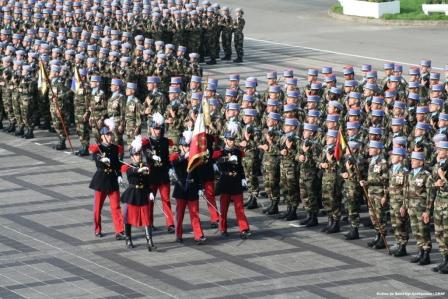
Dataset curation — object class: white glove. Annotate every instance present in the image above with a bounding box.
[117,176,123,185]
[152,155,161,162]
[241,179,247,187]
[198,189,204,198]
[229,155,238,162]
[184,152,189,159]
[149,193,155,201]
[100,157,110,164]
[169,168,175,178]
[138,166,149,173]
[213,164,219,173]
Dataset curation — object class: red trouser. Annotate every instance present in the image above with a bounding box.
[203,180,220,223]
[93,190,124,234]
[150,183,174,227]
[175,199,204,240]
[219,193,250,233]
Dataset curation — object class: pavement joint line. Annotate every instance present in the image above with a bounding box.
[0,224,177,299]
[246,37,444,70]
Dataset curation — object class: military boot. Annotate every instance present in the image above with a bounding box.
[7,122,16,133]
[262,200,273,214]
[410,249,424,263]
[267,200,279,215]
[321,217,333,232]
[222,55,231,61]
[393,244,407,257]
[432,254,448,272]
[344,227,360,240]
[373,236,386,249]
[367,233,381,247]
[327,220,340,234]
[419,250,431,265]
[277,205,291,219]
[75,144,89,156]
[305,213,318,227]
[439,257,448,274]
[206,58,217,65]
[299,212,312,225]
[246,195,259,209]
[125,224,134,249]
[14,125,24,136]
[145,226,157,251]
[286,206,298,221]
[233,57,243,63]
[54,137,67,151]
[24,127,34,139]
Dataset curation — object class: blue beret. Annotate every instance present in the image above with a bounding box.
[330,87,342,95]
[321,66,332,74]
[147,76,160,83]
[369,127,382,135]
[431,98,443,106]
[394,65,403,72]
[439,113,448,121]
[430,72,440,80]
[310,82,322,90]
[348,141,360,149]
[408,93,420,101]
[391,118,405,126]
[191,93,202,100]
[325,75,337,82]
[268,112,281,121]
[170,77,182,84]
[385,91,397,98]
[416,122,429,131]
[326,114,339,122]
[225,89,237,97]
[366,71,377,79]
[229,74,240,81]
[307,69,318,76]
[286,78,298,86]
[326,129,338,138]
[411,151,425,160]
[283,104,298,112]
[361,64,372,72]
[393,137,407,145]
[191,75,202,83]
[409,68,420,76]
[371,110,385,117]
[208,98,219,106]
[432,84,444,92]
[91,75,102,82]
[349,92,361,99]
[168,86,181,93]
[111,78,122,85]
[227,103,240,110]
[243,109,257,117]
[100,126,111,135]
[393,101,406,109]
[283,70,294,77]
[421,59,431,67]
[284,118,299,127]
[208,78,219,86]
[308,110,321,118]
[346,121,360,129]
[287,91,300,98]
[392,147,406,156]
[126,82,137,89]
[245,80,257,88]
[364,83,378,91]
[434,134,447,144]
[307,95,320,103]
[368,141,384,149]
[303,123,318,132]
[372,97,384,105]
[266,71,277,79]
[416,106,429,114]
[206,83,217,91]
[437,140,448,149]
[243,95,255,103]
[269,85,282,93]
[389,75,400,82]
[267,99,279,106]
[344,80,358,87]
[348,109,361,116]
[383,63,394,70]
[50,65,61,72]
[343,66,354,75]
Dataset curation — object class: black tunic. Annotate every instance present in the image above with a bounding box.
[121,163,151,206]
[197,134,215,182]
[89,143,122,192]
[171,154,202,200]
[144,136,170,184]
[214,147,246,195]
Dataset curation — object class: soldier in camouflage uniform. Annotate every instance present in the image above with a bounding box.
[401,151,433,265]
[185,11,202,55]
[164,86,186,152]
[1,57,15,133]
[88,76,108,142]
[239,108,261,209]
[124,82,142,147]
[296,123,321,227]
[388,147,409,257]
[259,112,281,215]
[232,8,245,63]
[278,118,300,221]
[360,141,389,249]
[143,76,168,121]
[10,60,23,136]
[18,65,36,139]
[219,7,233,60]
[107,78,126,154]
[203,7,218,65]
[319,129,341,233]
[72,69,90,156]
[432,141,448,274]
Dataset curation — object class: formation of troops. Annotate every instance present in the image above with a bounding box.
[1,0,448,277]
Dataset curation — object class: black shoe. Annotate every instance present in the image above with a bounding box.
[210,222,218,229]
[115,232,126,240]
[246,196,259,209]
[240,230,252,239]
[54,138,67,151]
[75,145,89,156]
[299,213,312,225]
[286,207,298,221]
[419,250,431,265]
[206,59,217,65]
[145,226,157,251]
[222,55,231,60]
[195,236,207,245]
[233,57,243,63]
[373,236,386,249]
[267,202,279,215]
[345,227,360,240]
[176,237,184,243]
[393,244,407,257]
[24,128,34,139]
[432,255,448,272]
[305,213,318,227]
[167,225,175,234]
[125,237,134,249]
[14,126,24,136]
[221,231,229,237]
[95,232,103,238]
[367,233,381,248]
[0,122,3,130]
[277,205,291,219]
[7,122,16,133]
[327,220,340,234]
[440,259,448,274]
[410,249,424,263]
[243,198,251,207]
[321,217,333,232]
[262,201,273,214]
[259,191,267,198]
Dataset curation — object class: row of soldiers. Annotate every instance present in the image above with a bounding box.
[0,0,246,63]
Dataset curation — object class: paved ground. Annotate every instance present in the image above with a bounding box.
[2,1,448,298]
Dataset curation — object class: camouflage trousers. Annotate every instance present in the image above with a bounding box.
[342,180,361,229]
[367,187,387,234]
[434,200,448,255]
[299,171,319,213]
[74,109,90,146]
[204,32,218,59]
[280,162,299,207]
[321,171,341,221]
[408,203,432,251]
[262,156,280,202]
[125,121,140,147]
[49,97,67,139]
[19,95,32,128]
[38,92,50,125]
[167,130,180,154]
[221,30,232,57]
[234,32,244,58]
[390,195,409,245]
[1,91,14,122]
[89,116,104,142]
[242,153,260,196]
[12,93,22,126]
[188,34,201,56]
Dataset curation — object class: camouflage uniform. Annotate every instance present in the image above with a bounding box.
[240,124,261,199]
[107,91,126,147]
[219,14,233,59]
[17,74,35,137]
[389,163,409,246]
[341,154,362,230]
[320,145,341,224]
[164,101,185,152]
[49,76,70,141]
[366,155,389,235]
[125,95,142,146]
[89,87,108,141]
[261,128,281,213]
[279,133,300,210]
[232,15,245,61]
[73,83,90,147]
[0,68,14,129]
[433,161,448,268]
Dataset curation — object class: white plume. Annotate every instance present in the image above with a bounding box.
[226,121,239,136]
[131,135,142,153]
[152,112,165,126]
[104,117,115,131]
[183,130,193,145]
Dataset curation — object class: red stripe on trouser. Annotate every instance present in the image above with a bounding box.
[203,180,220,222]
[219,193,249,233]
[151,183,174,226]
[175,199,204,240]
[93,190,124,234]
